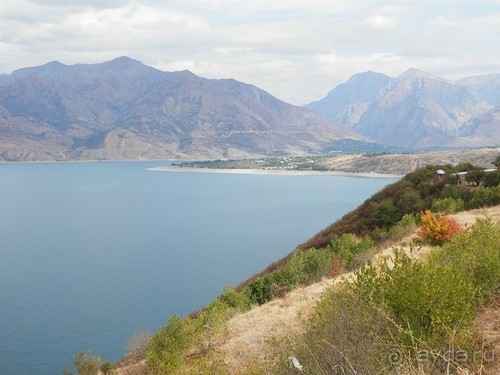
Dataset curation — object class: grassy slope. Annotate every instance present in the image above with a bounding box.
[116,205,500,374]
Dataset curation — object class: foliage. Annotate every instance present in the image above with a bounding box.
[285,286,394,374]
[66,352,116,375]
[482,170,500,187]
[300,164,454,249]
[468,185,500,208]
[146,316,192,374]
[217,284,251,311]
[465,169,486,185]
[146,285,253,374]
[428,218,500,304]
[417,209,462,245]
[277,219,500,374]
[372,199,400,228]
[327,233,374,269]
[431,197,465,214]
[439,184,472,201]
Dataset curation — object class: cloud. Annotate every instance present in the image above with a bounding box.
[0,0,499,104]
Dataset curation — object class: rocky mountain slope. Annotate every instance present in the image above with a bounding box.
[0,57,362,161]
[307,69,500,149]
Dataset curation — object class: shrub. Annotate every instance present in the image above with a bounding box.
[372,213,418,243]
[440,184,472,201]
[147,316,191,374]
[327,234,374,269]
[417,209,462,245]
[291,285,394,374]
[372,199,400,228]
[431,197,465,214]
[217,284,251,311]
[469,185,500,208]
[246,273,276,305]
[245,247,336,305]
[73,352,99,375]
[428,218,500,304]
[482,171,500,187]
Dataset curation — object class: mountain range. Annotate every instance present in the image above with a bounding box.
[0,57,498,162]
[307,68,500,149]
[0,57,361,161]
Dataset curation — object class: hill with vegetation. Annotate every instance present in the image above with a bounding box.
[173,147,500,176]
[65,158,500,375]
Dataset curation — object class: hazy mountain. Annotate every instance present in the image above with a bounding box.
[306,72,391,127]
[457,73,500,107]
[445,106,500,148]
[307,68,497,149]
[0,57,362,161]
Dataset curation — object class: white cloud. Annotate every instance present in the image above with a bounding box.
[0,0,499,104]
[362,14,397,30]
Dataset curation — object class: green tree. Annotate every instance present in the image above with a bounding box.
[465,170,486,185]
[372,199,400,228]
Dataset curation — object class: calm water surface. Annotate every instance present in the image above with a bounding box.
[0,162,397,374]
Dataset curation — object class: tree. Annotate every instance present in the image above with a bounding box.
[417,210,462,245]
[372,199,400,228]
[465,170,485,185]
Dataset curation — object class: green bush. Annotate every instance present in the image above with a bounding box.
[428,218,500,304]
[217,284,251,311]
[245,247,334,305]
[246,273,276,305]
[468,185,500,208]
[431,197,465,214]
[370,213,417,243]
[327,233,374,269]
[147,316,191,374]
[68,352,116,375]
[288,286,394,374]
[439,184,472,201]
[482,171,500,187]
[372,199,400,228]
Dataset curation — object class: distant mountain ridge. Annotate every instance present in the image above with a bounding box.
[307,69,500,149]
[0,57,363,161]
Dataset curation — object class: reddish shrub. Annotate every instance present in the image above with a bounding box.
[417,209,462,245]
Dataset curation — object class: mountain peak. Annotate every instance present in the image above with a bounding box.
[397,68,447,82]
[101,56,146,70]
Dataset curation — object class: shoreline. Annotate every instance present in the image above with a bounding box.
[147,166,403,179]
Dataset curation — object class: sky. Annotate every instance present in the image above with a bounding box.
[1,0,499,105]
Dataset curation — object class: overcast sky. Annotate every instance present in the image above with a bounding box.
[1,0,499,104]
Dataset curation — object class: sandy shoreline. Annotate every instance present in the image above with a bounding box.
[147,166,402,178]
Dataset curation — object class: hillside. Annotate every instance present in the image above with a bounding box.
[306,69,500,149]
[97,162,500,375]
[173,148,500,175]
[0,57,363,161]
[220,205,500,373]
[115,205,500,374]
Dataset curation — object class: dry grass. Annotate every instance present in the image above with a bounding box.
[114,205,500,374]
[218,205,500,373]
[475,296,500,375]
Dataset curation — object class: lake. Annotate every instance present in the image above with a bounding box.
[0,162,397,374]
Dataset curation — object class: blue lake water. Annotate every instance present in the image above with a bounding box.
[0,162,397,374]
